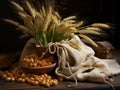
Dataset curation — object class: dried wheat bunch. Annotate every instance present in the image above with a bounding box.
[4,0,112,47]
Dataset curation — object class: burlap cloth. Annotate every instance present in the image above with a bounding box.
[20,35,120,86]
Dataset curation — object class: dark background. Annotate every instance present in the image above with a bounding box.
[0,0,120,53]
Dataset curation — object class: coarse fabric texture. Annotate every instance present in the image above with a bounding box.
[20,35,120,83]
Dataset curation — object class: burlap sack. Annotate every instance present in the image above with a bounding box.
[20,35,120,85]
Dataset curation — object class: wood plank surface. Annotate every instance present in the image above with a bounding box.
[0,49,120,90]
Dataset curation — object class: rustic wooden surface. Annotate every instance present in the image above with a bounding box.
[0,49,120,90]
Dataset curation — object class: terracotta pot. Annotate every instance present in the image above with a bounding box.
[20,62,56,74]
[20,44,57,74]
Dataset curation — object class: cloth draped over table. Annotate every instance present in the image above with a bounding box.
[20,35,120,84]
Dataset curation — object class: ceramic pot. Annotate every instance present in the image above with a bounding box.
[20,62,56,74]
[20,44,57,74]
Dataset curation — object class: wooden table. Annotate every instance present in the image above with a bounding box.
[0,50,120,90]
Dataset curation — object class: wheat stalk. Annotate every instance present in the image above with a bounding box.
[79,34,98,47]
[4,19,28,31]
[63,16,76,21]
[86,27,101,31]
[91,23,111,28]
[25,1,37,18]
[10,1,24,12]
[78,30,101,35]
